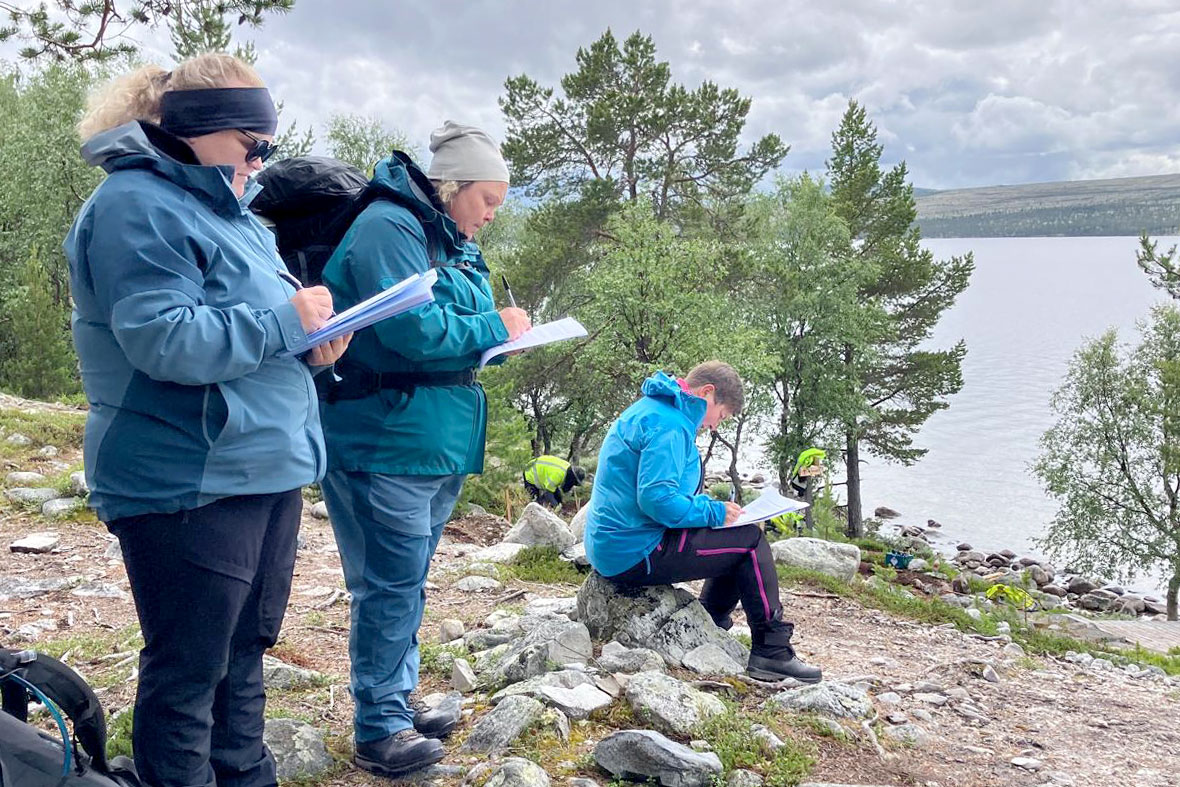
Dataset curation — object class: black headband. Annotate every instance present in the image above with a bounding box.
[160,87,278,137]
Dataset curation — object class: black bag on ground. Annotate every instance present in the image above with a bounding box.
[250,156,372,286]
[0,648,140,787]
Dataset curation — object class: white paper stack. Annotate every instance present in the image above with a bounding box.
[727,489,810,528]
[286,269,438,355]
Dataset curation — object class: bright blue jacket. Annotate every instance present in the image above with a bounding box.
[319,153,509,475]
[64,122,325,522]
[584,371,727,577]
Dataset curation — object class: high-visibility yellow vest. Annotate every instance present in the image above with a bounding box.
[524,455,571,492]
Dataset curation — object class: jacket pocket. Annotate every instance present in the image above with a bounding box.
[201,384,229,447]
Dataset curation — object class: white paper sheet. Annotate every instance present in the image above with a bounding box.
[728,489,809,528]
[479,317,588,368]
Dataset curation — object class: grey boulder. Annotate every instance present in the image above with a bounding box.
[764,682,874,720]
[624,671,726,736]
[503,503,576,550]
[770,538,860,582]
[491,618,593,685]
[459,695,544,755]
[464,757,550,787]
[594,729,722,787]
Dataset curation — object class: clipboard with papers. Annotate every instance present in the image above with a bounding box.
[726,489,809,528]
[285,269,438,355]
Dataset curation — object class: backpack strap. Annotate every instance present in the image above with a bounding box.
[1,648,111,773]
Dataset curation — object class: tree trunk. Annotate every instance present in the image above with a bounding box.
[1168,569,1179,622]
[845,431,863,538]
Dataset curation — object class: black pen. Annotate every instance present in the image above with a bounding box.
[501,275,517,308]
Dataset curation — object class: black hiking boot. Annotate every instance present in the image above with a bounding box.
[747,618,822,684]
[411,693,461,739]
[354,729,445,778]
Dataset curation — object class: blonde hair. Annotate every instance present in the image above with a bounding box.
[431,180,473,207]
[78,53,265,140]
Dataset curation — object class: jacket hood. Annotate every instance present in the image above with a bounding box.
[641,371,707,429]
[370,151,466,261]
[80,121,257,214]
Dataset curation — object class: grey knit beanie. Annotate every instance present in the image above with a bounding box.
[427,120,510,183]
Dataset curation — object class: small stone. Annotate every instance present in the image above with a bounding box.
[457,575,503,593]
[42,497,85,519]
[6,471,47,485]
[503,503,576,550]
[911,708,934,723]
[465,757,549,787]
[10,532,60,554]
[749,723,784,752]
[946,687,970,701]
[914,692,948,706]
[452,658,477,692]
[104,540,123,561]
[597,643,666,674]
[689,740,712,752]
[68,472,88,497]
[490,670,596,704]
[982,665,1000,683]
[1011,756,1042,771]
[726,770,763,787]
[70,581,127,600]
[309,501,329,519]
[886,712,908,724]
[37,445,58,457]
[471,542,529,564]
[5,433,31,446]
[765,682,873,719]
[440,618,466,643]
[965,608,982,620]
[882,723,928,746]
[876,692,902,705]
[874,506,901,519]
[524,597,577,618]
[262,655,322,690]
[5,487,58,505]
[625,671,726,735]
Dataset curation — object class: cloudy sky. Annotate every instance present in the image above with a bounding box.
[22,0,1180,189]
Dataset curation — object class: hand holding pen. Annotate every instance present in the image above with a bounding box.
[277,268,351,365]
[498,274,532,341]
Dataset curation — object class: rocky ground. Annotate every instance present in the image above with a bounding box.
[3,402,1180,787]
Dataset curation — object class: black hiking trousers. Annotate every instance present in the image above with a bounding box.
[108,490,302,787]
[608,524,792,638]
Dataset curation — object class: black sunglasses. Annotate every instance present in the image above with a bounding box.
[238,129,279,163]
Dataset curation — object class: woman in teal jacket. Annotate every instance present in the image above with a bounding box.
[64,54,348,787]
[319,122,530,777]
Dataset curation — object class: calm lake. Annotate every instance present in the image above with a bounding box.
[741,236,1174,589]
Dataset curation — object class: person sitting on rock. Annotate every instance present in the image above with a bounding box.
[583,362,822,684]
[522,454,587,508]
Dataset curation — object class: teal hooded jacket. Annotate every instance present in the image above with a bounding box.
[64,122,325,522]
[318,154,509,475]
[584,371,728,577]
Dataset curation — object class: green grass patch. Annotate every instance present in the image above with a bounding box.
[779,566,998,636]
[0,408,85,461]
[37,624,141,662]
[694,706,815,787]
[418,642,466,679]
[504,545,584,585]
[106,710,133,760]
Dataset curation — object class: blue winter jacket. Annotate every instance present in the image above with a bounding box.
[584,371,727,577]
[319,153,509,476]
[64,122,325,522]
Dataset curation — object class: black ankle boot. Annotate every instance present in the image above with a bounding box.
[354,729,445,777]
[412,694,461,739]
[748,619,822,684]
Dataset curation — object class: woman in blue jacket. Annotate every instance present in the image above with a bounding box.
[318,123,530,777]
[64,54,348,787]
[585,362,822,684]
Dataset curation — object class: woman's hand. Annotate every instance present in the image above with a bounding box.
[291,286,335,333]
[305,333,352,367]
[498,307,532,341]
[723,501,744,526]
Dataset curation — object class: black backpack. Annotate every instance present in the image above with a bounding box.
[251,151,455,288]
[250,156,372,287]
[0,648,141,787]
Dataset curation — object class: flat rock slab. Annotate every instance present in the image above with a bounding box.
[10,532,60,553]
[764,682,874,720]
[625,670,726,736]
[0,575,78,600]
[262,655,323,690]
[538,683,613,720]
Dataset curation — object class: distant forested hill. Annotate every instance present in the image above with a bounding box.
[914,174,1180,237]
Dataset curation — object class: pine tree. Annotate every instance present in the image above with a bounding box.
[826,101,973,536]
